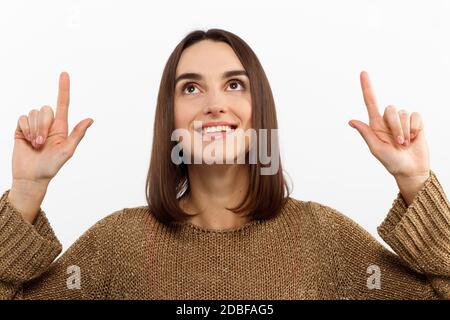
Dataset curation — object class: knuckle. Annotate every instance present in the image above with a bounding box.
[60,146,74,159]
[398,109,409,117]
[385,105,397,113]
[40,105,54,116]
[411,111,421,119]
[370,145,381,156]
[18,116,28,128]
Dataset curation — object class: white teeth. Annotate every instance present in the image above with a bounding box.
[202,125,234,134]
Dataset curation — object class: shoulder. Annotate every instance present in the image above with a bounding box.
[99,205,154,232]
[278,196,349,231]
[279,197,382,261]
[288,197,372,238]
[305,200,383,251]
[283,196,350,224]
[81,205,154,244]
[73,205,159,261]
[306,200,359,228]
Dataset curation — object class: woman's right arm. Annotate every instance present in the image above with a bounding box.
[1,72,99,299]
[0,189,121,299]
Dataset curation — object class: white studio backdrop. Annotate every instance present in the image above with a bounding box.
[1,0,449,251]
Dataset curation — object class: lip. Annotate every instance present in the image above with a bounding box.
[192,121,238,141]
[201,121,238,129]
[193,121,238,133]
[202,131,233,140]
[202,121,237,129]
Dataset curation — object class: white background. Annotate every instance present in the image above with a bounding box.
[1,0,449,250]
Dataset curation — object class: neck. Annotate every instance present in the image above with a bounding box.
[180,164,250,230]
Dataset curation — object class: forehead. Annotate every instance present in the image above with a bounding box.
[176,40,245,76]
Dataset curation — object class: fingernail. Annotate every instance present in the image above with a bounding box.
[36,135,43,145]
[397,135,404,145]
[348,121,355,128]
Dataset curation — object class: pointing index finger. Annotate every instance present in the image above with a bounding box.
[360,71,381,120]
[56,71,70,124]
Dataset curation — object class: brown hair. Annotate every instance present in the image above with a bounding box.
[146,28,291,225]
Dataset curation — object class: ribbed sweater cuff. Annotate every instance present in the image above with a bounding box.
[377,170,450,275]
[0,189,62,284]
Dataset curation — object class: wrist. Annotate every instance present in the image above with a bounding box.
[8,179,49,224]
[394,171,430,206]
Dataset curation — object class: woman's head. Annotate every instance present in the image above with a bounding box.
[173,39,253,164]
[146,29,290,224]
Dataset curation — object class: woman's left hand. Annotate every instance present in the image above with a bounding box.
[349,71,430,206]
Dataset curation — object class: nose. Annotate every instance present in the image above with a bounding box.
[204,104,226,116]
[203,92,227,116]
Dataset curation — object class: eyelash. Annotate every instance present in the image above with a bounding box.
[181,79,246,95]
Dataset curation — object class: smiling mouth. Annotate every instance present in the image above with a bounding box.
[202,125,236,135]
[193,124,238,140]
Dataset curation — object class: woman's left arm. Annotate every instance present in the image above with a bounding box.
[338,71,450,299]
[377,170,450,299]
[310,171,450,299]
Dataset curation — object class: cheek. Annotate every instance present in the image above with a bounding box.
[234,99,252,128]
[174,103,194,129]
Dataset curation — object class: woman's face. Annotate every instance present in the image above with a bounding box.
[174,40,252,165]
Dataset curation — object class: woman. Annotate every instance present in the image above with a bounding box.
[1,29,449,300]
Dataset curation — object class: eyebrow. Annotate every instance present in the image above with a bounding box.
[174,70,248,86]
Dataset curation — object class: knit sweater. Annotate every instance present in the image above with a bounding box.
[1,171,449,300]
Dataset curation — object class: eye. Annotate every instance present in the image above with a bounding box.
[180,79,246,95]
[227,79,245,91]
[181,83,200,95]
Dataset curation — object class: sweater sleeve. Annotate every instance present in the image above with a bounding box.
[0,189,121,300]
[310,170,450,300]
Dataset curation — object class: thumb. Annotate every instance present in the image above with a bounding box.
[348,120,381,153]
[65,118,94,154]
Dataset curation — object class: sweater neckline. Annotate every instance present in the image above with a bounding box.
[166,197,295,235]
[172,217,264,234]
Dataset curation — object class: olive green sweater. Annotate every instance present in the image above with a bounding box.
[1,171,449,300]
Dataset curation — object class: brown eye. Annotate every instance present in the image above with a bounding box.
[182,83,199,95]
[227,79,245,91]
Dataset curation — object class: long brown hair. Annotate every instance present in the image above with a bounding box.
[146,29,291,225]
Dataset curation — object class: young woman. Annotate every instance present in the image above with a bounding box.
[1,29,449,300]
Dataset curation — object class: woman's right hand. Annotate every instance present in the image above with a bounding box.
[7,72,94,223]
